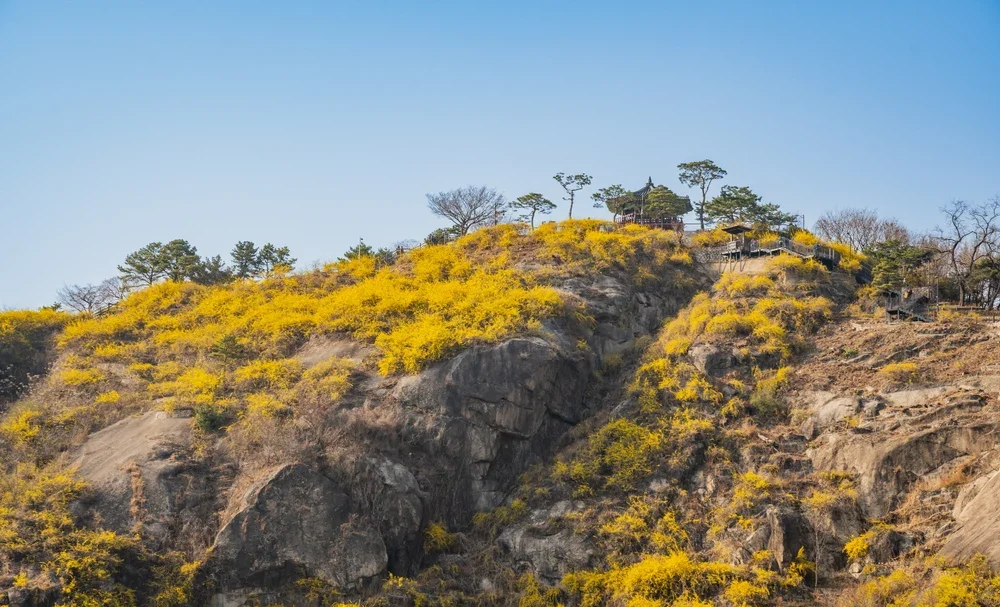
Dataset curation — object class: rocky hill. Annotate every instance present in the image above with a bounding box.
[2,220,1000,607]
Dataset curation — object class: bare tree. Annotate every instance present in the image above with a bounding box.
[426,186,506,235]
[814,208,909,251]
[935,197,1000,305]
[57,278,121,314]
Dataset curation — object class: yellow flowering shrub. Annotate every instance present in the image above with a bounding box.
[95,390,121,404]
[791,230,820,247]
[0,310,71,395]
[57,237,574,376]
[150,556,202,607]
[879,361,919,385]
[690,228,730,247]
[766,254,828,280]
[563,552,737,607]
[0,464,137,604]
[92,342,131,361]
[0,407,44,445]
[724,579,769,607]
[715,273,776,298]
[243,392,291,419]
[837,556,1000,607]
[827,241,866,273]
[423,522,456,553]
[233,358,303,390]
[599,497,689,557]
[59,367,105,387]
[148,367,222,404]
[298,358,353,402]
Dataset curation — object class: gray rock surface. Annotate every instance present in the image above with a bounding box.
[688,343,736,377]
[393,337,590,514]
[765,507,813,571]
[71,410,209,542]
[498,501,595,582]
[808,387,1000,518]
[796,391,860,438]
[211,464,386,594]
[940,469,1000,565]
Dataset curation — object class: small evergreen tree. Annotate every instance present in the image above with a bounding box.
[231,241,259,278]
[553,172,592,219]
[509,193,556,228]
[425,227,459,246]
[340,242,375,261]
[191,255,233,285]
[258,243,296,273]
[118,242,169,286]
[591,185,632,221]
[161,239,202,282]
[210,333,248,364]
[677,160,727,230]
[645,186,692,219]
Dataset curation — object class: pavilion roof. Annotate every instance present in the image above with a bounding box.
[721,224,753,234]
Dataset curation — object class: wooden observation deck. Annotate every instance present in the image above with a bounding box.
[711,224,842,268]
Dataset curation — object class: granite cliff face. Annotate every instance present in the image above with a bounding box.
[52,269,702,606]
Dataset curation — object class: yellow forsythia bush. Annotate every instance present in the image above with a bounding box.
[878,361,919,385]
[234,358,303,390]
[59,367,105,387]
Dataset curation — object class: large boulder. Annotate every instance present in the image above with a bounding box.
[71,410,211,543]
[804,501,864,570]
[498,501,595,582]
[558,276,680,359]
[765,507,813,571]
[809,423,1000,518]
[210,464,386,597]
[392,337,590,516]
[940,469,1000,566]
[795,391,861,438]
[371,459,426,575]
[688,343,736,377]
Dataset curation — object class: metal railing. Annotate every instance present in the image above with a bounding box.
[717,238,842,264]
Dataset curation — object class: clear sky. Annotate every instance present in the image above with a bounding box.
[1,1,998,309]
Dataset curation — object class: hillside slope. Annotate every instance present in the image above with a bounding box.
[0,221,707,606]
[4,221,1000,607]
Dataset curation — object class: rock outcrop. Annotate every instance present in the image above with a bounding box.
[72,410,213,545]
[498,501,595,582]
[808,387,1000,518]
[392,336,591,516]
[56,271,703,605]
[940,470,1000,565]
[210,464,386,601]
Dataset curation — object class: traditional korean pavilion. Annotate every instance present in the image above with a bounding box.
[616,177,693,231]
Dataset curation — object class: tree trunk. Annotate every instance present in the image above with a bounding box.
[568,193,574,219]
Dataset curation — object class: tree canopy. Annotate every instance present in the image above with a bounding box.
[868,239,936,290]
[509,193,556,228]
[704,185,796,228]
[553,172,592,219]
[677,160,727,230]
[591,185,632,220]
[644,186,692,219]
[427,186,507,235]
[116,239,295,292]
[814,208,909,252]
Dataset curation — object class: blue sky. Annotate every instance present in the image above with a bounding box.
[1,1,998,308]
